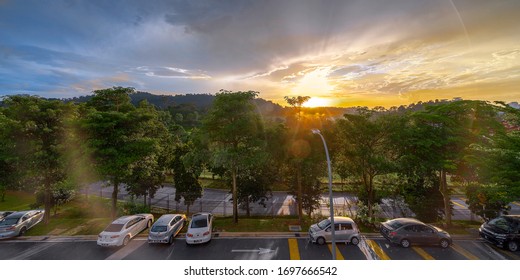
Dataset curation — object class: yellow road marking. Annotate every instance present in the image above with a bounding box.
[451,243,479,260]
[497,248,520,260]
[412,247,435,260]
[512,201,520,207]
[288,238,300,260]
[327,244,345,260]
[366,240,391,260]
[452,201,467,209]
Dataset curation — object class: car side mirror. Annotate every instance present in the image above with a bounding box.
[326,228,331,232]
[22,217,28,221]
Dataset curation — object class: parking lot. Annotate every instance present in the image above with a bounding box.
[1,235,518,260]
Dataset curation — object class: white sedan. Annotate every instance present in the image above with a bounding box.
[97,214,154,247]
[186,212,213,245]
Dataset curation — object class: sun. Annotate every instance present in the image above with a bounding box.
[303,97,330,107]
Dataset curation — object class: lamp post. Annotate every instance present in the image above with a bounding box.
[311,128,336,260]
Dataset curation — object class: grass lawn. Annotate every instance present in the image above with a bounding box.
[431,220,482,235]
[0,191,36,211]
[2,191,114,236]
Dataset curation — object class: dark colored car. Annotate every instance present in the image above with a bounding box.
[479,215,520,252]
[380,218,452,248]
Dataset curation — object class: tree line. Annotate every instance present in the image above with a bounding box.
[0,87,519,226]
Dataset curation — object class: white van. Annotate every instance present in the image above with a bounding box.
[309,216,360,245]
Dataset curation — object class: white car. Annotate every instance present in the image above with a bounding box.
[148,214,186,244]
[186,212,213,245]
[97,214,154,247]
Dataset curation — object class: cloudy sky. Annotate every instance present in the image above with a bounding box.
[0,0,519,107]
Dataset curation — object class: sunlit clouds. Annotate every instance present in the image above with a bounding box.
[0,0,519,107]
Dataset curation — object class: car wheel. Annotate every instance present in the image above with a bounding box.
[18,227,27,237]
[122,235,130,246]
[317,237,326,245]
[147,220,152,228]
[507,241,518,252]
[168,235,173,244]
[400,238,410,248]
[350,237,359,245]
[440,239,450,249]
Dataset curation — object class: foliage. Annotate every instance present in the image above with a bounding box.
[0,95,77,223]
[202,90,267,223]
[334,108,397,218]
[466,184,511,221]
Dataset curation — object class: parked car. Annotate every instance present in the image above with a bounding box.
[479,215,520,252]
[309,216,360,245]
[380,218,452,248]
[0,211,15,221]
[186,212,213,245]
[97,214,154,247]
[0,210,45,239]
[148,214,186,244]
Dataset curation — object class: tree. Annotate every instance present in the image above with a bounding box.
[283,95,311,221]
[124,101,173,207]
[419,101,500,226]
[0,112,17,202]
[202,90,266,223]
[334,108,396,220]
[83,87,153,218]
[1,95,77,223]
[172,131,204,216]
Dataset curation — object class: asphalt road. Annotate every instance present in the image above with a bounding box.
[85,183,520,220]
[1,235,519,260]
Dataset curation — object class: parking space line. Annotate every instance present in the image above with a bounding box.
[366,240,391,260]
[288,238,300,260]
[451,201,467,209]
[451,243,479,260]
[327,244,344,260]
[412,247,435,260]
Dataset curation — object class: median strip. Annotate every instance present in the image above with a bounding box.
[412,247,435,260]
[451,243,479,260]
[366,239,391,260]
[287,238,300,260]
[327,244,345,260]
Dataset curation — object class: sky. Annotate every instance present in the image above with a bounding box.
[0,0,519,108]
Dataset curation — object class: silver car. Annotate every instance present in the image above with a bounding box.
[309,216,360,245]
[0,210,45,239]
[148,214,186,244]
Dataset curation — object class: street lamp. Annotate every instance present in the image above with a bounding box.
[311,128,336,260]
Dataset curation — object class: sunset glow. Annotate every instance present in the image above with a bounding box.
[0,1,519,108]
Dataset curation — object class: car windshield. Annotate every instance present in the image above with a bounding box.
[317,219,331,230]
[0,218,18,226]
[191,217,208,228]
[151,225,167,232]
[488,217,511,232]
[104,224,124,232]
[386,220,404,229]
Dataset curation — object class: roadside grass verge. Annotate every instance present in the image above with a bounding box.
[0,191,36,210]
[213,216,312,232]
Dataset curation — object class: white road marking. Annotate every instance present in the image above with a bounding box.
[105,240,145,260]
[10,242,56,260]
